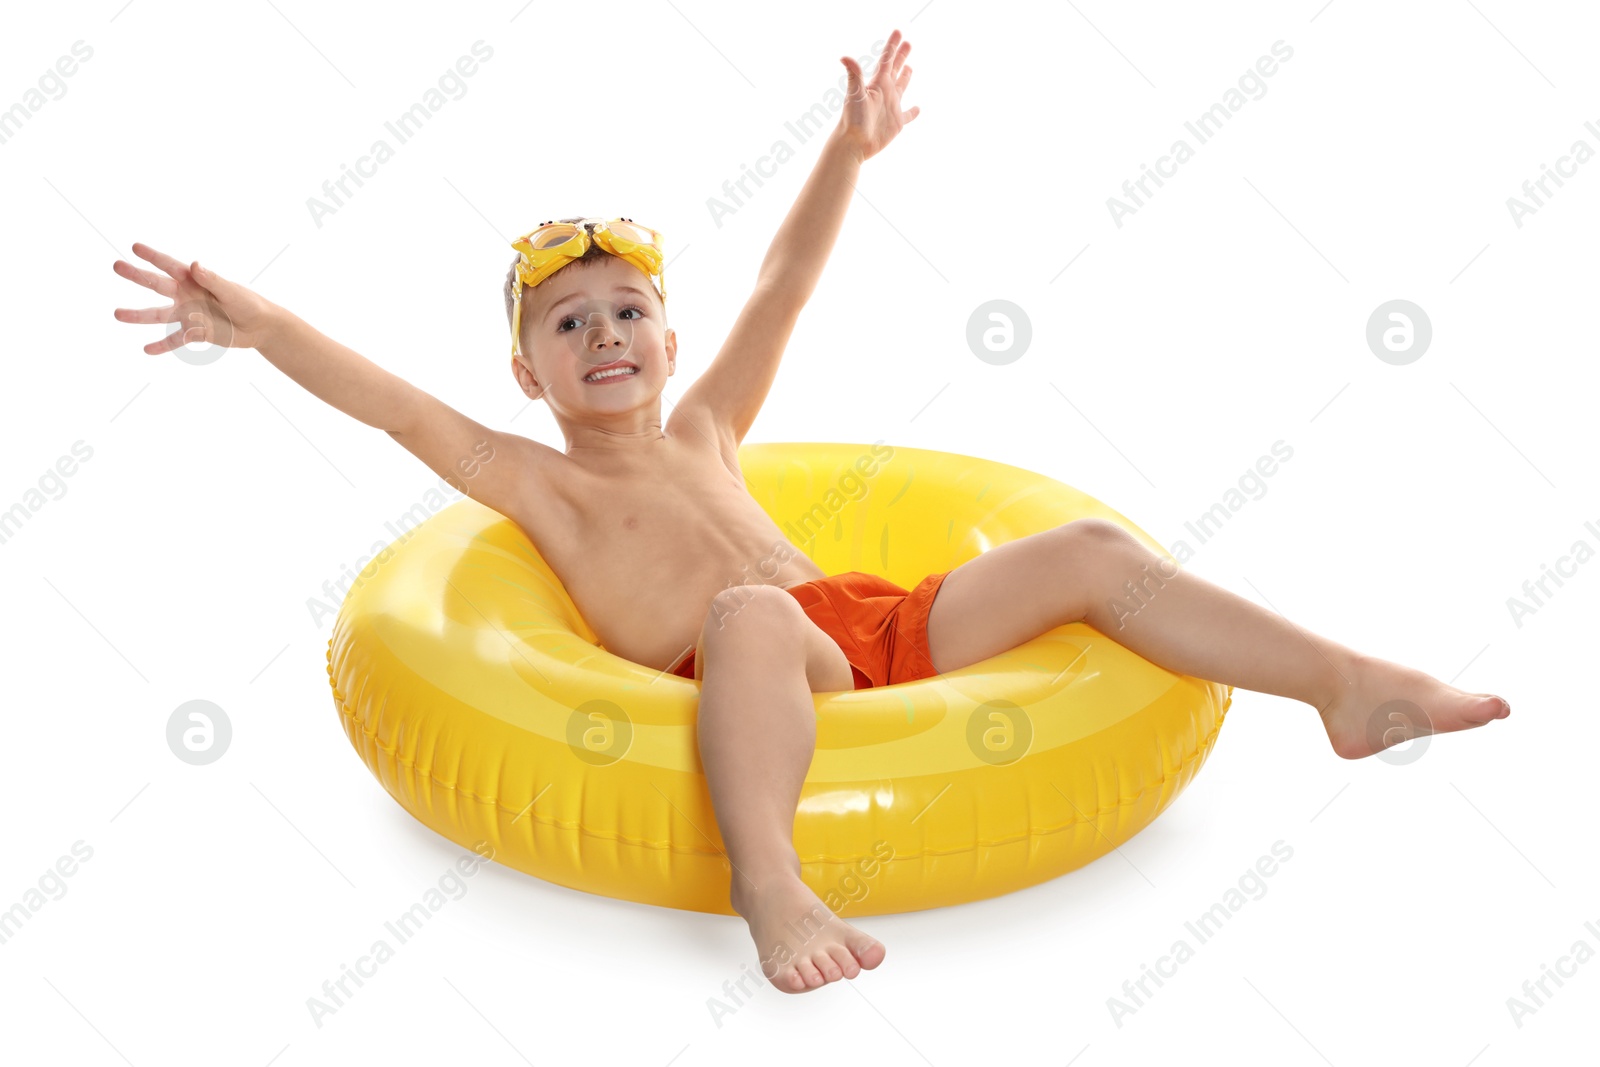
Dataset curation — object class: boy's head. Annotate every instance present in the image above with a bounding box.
[505,217,675,427]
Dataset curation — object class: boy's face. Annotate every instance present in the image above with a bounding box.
[512,254,675,417]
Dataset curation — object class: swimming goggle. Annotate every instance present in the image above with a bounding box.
[509,217,666,359]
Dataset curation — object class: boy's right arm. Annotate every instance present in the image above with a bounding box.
[113,243,552,521]
[258,310,555,513]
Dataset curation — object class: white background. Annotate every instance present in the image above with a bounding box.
[2,0,1596,1064]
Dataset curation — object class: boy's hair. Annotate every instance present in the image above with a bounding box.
[503,216,661,343]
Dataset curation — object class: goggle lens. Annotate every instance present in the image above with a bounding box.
[528,223,582,250]
[603,220,656,249]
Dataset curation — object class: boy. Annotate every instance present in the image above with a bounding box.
[114,29,1508,995]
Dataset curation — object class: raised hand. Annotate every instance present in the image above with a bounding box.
[113,242,278,354]
[837,29,920,163]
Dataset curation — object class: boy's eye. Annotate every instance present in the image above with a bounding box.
[555,306,644,332]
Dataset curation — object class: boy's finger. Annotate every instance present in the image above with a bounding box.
[883,32,903,73]
[144,323,199,355]
[131,242,189,279]
[841,56,861,95]
[190,261,243,304]
[114,304,180,325]
[113,258,178,298]
[893,39,911,75]
[145,331,190,356]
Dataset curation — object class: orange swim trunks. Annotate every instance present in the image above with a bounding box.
[669,570,951,690]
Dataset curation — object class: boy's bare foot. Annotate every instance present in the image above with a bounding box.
[1318,652,1510,759]
[730,872,886,993]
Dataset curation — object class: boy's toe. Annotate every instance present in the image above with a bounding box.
[813,951,843,982]
[1466,694,1509,724]
[827,944,861,979]
[850,935,887,970]
[795,958,825,989]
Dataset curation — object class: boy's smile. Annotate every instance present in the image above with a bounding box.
[580,358,639,383]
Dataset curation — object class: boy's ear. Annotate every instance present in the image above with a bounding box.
[511,355,545,401]
[666,326,676,372]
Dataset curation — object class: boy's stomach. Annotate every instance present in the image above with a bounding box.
[571,547,829,673]
[521,494,829,673]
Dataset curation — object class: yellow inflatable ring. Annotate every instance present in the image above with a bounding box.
[326,442,1231,916]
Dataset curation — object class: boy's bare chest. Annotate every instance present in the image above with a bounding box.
[534,436,751,547]
[501,435,822,667]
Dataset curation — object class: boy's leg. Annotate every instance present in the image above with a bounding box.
[921,519,1509,758]
[694,585,886,993]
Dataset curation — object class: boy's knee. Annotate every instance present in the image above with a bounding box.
[703,583,802,638]
[1062,517,1138,552]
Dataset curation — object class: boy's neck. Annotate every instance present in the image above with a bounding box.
[561,417,670,457]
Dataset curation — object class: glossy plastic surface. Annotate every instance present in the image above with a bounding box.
[326,442,1231,915]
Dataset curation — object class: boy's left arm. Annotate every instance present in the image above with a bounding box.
[676,30,919,448]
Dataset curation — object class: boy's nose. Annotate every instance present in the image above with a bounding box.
[581,311,625,348]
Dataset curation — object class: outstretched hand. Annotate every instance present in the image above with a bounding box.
[837,29,920,163]
[112,243,278,354]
